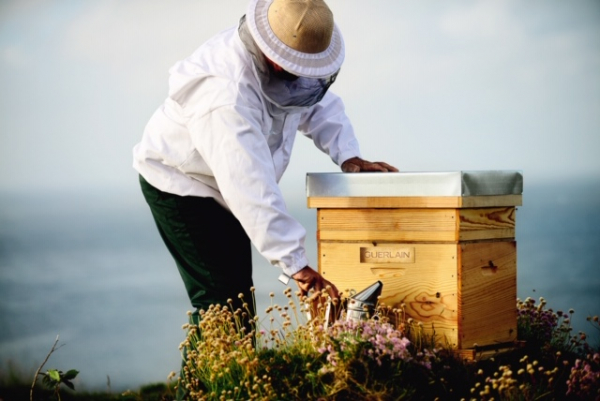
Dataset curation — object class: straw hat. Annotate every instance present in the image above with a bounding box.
[246,0,345,79]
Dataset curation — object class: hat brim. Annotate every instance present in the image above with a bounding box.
[246,0,345,79]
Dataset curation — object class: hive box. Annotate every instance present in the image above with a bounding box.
[306,171,523,353]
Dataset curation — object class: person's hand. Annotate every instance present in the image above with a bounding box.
[341,157,398,173]
[292,266,339,300]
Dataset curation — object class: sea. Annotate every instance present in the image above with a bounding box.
[1,178,599,392]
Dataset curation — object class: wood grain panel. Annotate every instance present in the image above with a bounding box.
[320,242,459,346]
[318,209,458,242]
[458,207,516,240]
[458,241,517,349]
[318,230,458,242]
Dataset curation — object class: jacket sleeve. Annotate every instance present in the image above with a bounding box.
[298,91,361,166]
[184,99,310,277]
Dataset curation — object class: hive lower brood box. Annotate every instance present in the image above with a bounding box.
[306,171,523,354]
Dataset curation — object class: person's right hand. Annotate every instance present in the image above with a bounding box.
[292,266,339,301]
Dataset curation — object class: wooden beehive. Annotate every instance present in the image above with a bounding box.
[306,171,523,353]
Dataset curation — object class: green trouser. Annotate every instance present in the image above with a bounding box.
[139,175,255,311]
[139,175,256,399]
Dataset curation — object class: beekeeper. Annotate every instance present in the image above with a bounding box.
[133,0,398,317]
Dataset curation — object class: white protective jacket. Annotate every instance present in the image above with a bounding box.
[133,21,361,276]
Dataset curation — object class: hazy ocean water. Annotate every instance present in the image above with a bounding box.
[1,179,599,391]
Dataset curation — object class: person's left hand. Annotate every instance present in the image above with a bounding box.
[341,157,398,173]
[292,266,339,300]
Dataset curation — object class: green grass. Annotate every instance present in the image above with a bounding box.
[1,293,599,400]
[0,377,174,401]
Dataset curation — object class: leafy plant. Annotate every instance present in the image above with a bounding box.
[30,335,79,401]
[41,368,79,399]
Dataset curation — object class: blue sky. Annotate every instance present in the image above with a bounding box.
[0,0,599,199]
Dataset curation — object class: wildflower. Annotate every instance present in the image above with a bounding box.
[566,357,600,398]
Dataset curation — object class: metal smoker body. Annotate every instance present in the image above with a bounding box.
[346,281,383,322]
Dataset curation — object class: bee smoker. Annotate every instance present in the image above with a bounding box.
[303,281,383,327]
[346,281,383,322]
